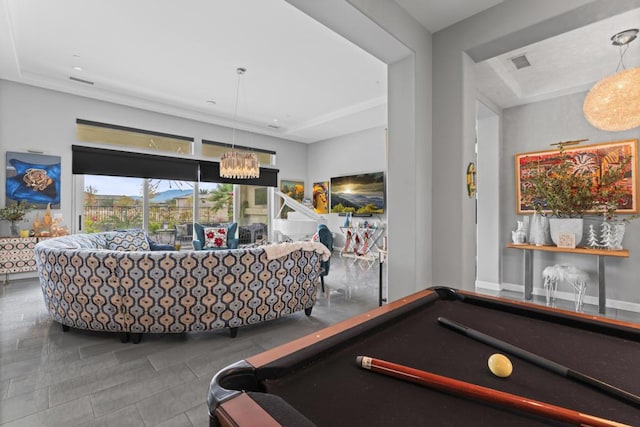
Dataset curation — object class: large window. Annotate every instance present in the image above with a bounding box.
[83,175,143,232]
[74,122,279,246]
[77,119,194,155]
[202,140,274,165]
[83,176,196,236]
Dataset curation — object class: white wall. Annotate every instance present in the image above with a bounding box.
[307,126,386,244]
[294,0,433,300]
[476,106,500,289]
[0,80,309,236]
[307,126,386,193]
[501,90,640,309]
[345,0,433,300]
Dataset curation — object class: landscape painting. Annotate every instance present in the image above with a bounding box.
[330,172,385,214]
[280,179,304,218]
[6,151,61,208]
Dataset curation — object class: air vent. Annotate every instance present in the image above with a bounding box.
[268,124,280,129]
[69,76,94,85]
[510,54,531,70]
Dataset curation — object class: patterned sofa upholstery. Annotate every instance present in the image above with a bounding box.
[34,229,329,343]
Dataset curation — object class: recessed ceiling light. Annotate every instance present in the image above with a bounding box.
[72,66,83,72]
[273,119,278,122]
[206,100,217,105]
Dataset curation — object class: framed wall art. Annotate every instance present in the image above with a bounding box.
[279,179,304,218]
[515,139,638,215]
[330,172,385,214]
[312,181,329,214]
[6,151,61,208]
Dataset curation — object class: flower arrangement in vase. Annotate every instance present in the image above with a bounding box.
[0,201,32,236]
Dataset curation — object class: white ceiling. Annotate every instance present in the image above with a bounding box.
[394,0,506,34]
[0,0,507,144]
[0,0,390,143]
[475,8,640,109]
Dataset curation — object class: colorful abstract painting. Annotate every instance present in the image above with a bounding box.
[6,152,61,208]
[515,139,638,214]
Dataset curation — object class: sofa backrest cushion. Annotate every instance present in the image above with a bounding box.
[105,229,151,251]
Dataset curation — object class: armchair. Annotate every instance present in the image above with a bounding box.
[316,224,333,292]
[193,222,239,251]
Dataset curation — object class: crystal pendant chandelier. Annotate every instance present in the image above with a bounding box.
[220,67,260,179]
[583,29,640,132]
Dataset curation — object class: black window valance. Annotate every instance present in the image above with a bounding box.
[72,145,279,186]
[72,145,199,181]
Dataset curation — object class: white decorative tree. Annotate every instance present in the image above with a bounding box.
[600,221,615,250]
[587,224,600,248]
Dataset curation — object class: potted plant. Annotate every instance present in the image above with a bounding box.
[521,147,632,246]
[0,201,32,236]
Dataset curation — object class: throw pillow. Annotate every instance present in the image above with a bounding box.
[176,224,188,237]
[204,227,228,249]
[106,229,151,251]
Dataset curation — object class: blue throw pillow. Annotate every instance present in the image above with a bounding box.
[194,223,205,245]
[227,222,237,241]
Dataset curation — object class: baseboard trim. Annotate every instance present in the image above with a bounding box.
[475,280,501,291]
[499,282,640,314]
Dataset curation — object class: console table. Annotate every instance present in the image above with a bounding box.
[339,226,385,270]
[507,243,629,314]
[0,236,40,284]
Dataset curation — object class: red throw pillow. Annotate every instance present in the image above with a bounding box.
[204,227,227,249]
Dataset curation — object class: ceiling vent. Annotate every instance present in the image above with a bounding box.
[69,76,94,85]
[510,54,531,70]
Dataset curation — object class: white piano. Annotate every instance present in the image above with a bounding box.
[272,190,327,241]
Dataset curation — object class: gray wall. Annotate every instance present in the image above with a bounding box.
[501,90,640,309]
[431,0,637,292]
[0,80,309,236]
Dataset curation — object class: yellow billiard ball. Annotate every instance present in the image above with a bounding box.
[488,353,513,378]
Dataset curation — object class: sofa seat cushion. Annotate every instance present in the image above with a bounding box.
[204,227,228,249]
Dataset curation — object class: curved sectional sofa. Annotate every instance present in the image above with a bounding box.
[34,229,330,343]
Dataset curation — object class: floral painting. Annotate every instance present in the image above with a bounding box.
[6,152,61,208]
[280,179,304,219]
[515,139,638,214]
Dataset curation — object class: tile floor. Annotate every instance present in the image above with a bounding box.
[0,255,382,427]
[1,254,638,426]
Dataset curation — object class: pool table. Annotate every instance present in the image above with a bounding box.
[207,287,640,426]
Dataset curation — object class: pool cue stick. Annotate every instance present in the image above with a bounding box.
[438,317,640,408]
[356,356,630,427]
